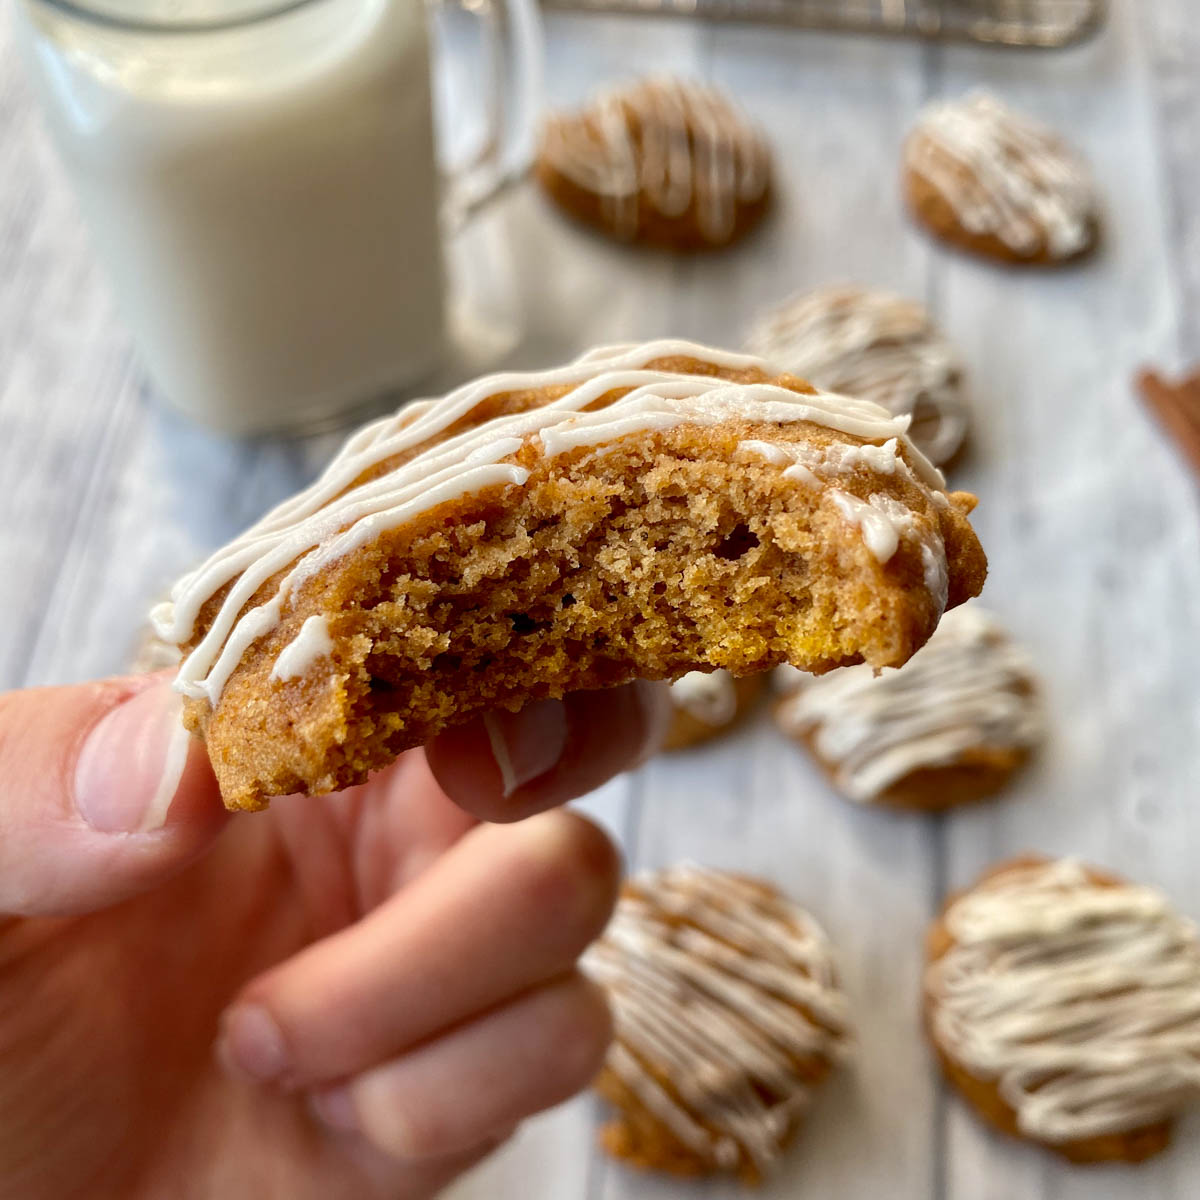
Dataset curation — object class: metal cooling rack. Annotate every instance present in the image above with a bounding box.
[538,0,1105,49]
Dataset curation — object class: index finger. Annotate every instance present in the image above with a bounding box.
[424,680,670,822]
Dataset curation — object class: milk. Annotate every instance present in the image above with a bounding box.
[15,0,446,433]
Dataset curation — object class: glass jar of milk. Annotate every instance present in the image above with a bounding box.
[14,0,541,434]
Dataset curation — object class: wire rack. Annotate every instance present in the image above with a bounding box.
[538,0,1105,49]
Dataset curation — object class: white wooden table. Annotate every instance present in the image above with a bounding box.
[3,1,1200,1196]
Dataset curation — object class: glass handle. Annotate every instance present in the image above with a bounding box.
[434,0,544,232]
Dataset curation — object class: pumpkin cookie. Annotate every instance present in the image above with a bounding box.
[926,855,1200,1163]
[663,670,763,751]
[774,605,1040,811]
[152,339,986,811]
[584,864,852,1182]
[746,285,969,467]
[535,76,771,250]
[903,91,1099,265]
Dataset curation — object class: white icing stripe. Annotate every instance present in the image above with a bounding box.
[829,490,911,562]
[271,614,334,682]
[738,439,945,569]
[906,91,1095,260]
[670,671,737,726]
[745,286,969,466]
[140,709,192,833]
[583,864,850,1175]
[927,858,1200,1143]
[541,76,769,242]
[776,605,1040,801]
[152,339,948,706]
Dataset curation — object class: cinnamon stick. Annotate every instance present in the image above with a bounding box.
[1137,367,1200,481]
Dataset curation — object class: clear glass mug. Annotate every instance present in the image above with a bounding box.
[13,0,542,434]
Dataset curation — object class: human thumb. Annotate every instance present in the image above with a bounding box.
[0,671,228,917]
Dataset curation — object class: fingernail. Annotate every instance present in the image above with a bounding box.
[632,679,673,765]
[309,1086,359,1133]
[482,698,569,796]
[75,682,191,833]
[216,1003,290,1085]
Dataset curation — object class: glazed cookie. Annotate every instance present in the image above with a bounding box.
[535,76,771,250]
[745,285,969,466]
[903,91,1098,265]
[774,605,1040,811]
[152,339,986,811]
[925,856,1200,1163]
[663,670,763,751]
[583,864,852,1182]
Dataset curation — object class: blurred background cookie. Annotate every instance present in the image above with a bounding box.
[535,76,771,250]
[745,285,970,466]
[902,91,1099,265]
[662,670,763,751]
[774,605,1041,811]
[583,863,851,1183]
[130,624,182,674]
[925,855,1200,1164]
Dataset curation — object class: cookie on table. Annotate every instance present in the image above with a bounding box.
[535,76,771,250]
[745,285,969,467]
[583,863,852,1182]
[663,670,763,751]
[902,91,1099,265]
[152,338,986,811]
[925,855,1200,1163]
[774,605,1040,811]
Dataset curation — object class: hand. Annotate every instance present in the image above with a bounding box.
[0,672,670,1200]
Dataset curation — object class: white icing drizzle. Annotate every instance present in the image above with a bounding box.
[540,76,770,242]
[583,864,851,1175]
[776,605,1041,802]
[921,540,949,616]
[745,285,969,465]
[140,704,192,832]
[829,490,914,563]
[151,338,945,706]
[270,614,334,682]
[736,439,821,487]
[739,435,904,481]
[927,858,1200,1144]
[905,91,1096,260]
[738,437,943,568]
[670,670,738,727]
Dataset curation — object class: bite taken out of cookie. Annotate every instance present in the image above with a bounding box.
[152,339,986,811]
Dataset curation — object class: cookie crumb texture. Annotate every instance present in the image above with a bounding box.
[925,855,1200,1163]
[162,343,985,810]
[903,91,1099,266]
[584,865,851,1182]
[536,75,771,250]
